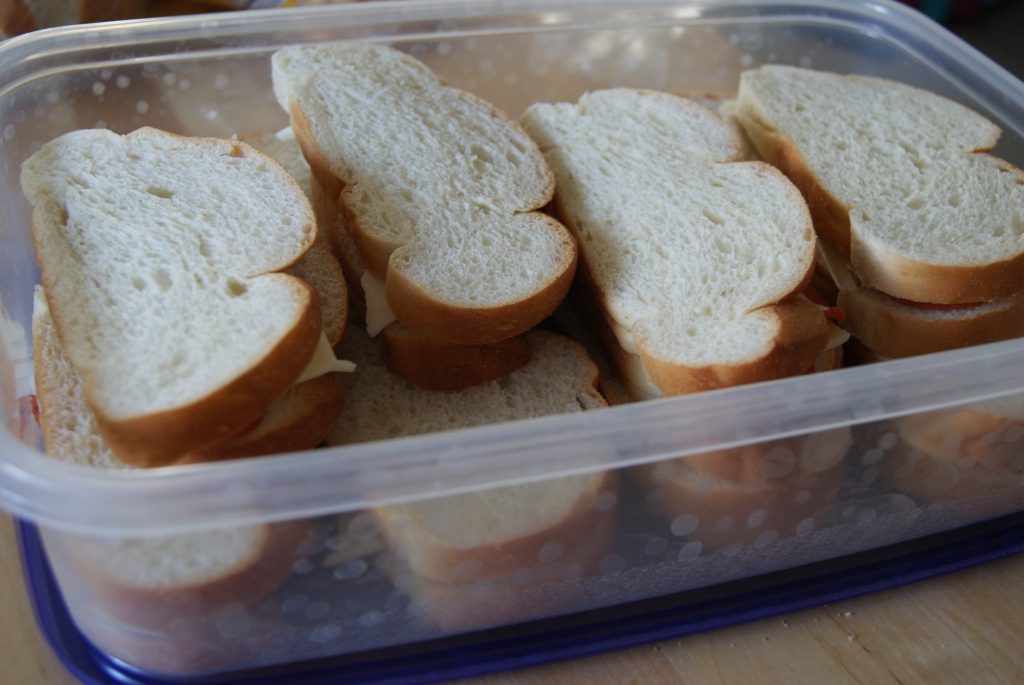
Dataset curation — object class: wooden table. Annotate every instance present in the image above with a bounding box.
[3,514,1023,684]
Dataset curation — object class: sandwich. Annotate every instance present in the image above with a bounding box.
[22,126,352,467]
[879,397,1024,518]
[325,326,616,631]
[31,288,311,673]
[522,88,835,398]
[239,132,348,348]
[242,131,535,391]
[734,65,1024,361]
[271,42,578,391]
[521,88,849,546]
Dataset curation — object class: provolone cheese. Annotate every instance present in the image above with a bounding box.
[361,271,397,337]
[275,126,295,142]
[296,332,355,383]
[824,321,850,351]
[815,239,858,292]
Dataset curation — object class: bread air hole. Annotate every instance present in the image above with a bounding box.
[703,209,725,226]
[151,269,172,293]
[146,186,174,199]
[469,144,492,173]
[226,278,247,297]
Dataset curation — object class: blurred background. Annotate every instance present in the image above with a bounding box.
[948,0,1024,77]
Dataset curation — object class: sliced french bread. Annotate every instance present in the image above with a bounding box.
[880,434,1024,516]
[34,278,341,464]
[837,287,1024,359]
[271,43,577,346]
[325,326,614,586]
[241,132,348,347]
[32,287,124,470]
[252,122,534,391]
[632,429,851,549]
[378,322,531,392]
[30,296,310,650]
[22,127,321,466]
[391,507,614,632]
[893,397,1024,471]
[522,89,827,398]
[736,65,1024,305]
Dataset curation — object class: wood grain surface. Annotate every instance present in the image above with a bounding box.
[3,513,1022,684]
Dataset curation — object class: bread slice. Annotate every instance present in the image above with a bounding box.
[893,397,1024,471]
[736,65,1024,305]
[877,397,1024,513]
[32,288,125,470]
[307,172,368,322]
[309,169,531,390]
[33,285,343,463]
[880,433,1023,517]
[241,132,348,347]
[391,507,614,632]
[522,89,827,397]
[837,287,1024,359]
[30,298,311,666]
[326,327,607,445]
[49,519,309,631]
[325,327,613,589]
[632,428,851,549]
[271,43,577,345]
[22,127,321,466]
[679,91,759,161]
[378,322,531,392]
[254,109,535,392]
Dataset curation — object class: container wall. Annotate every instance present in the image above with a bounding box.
[39,405,1024,675]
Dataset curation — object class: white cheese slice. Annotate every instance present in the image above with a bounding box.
[361,271,397,337]
[815,239,858,292]
[295,332,355,383]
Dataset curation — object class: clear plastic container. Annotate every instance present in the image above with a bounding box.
[1,0,1023,678]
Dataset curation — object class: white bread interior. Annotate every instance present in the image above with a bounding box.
[22,127,321,466]
[32,287,124,469]
[325,327,614,586]
[893,396,1024,470]
[241,132,348,347]
[33,261,343,464]
[271,43,577,345]
[880,432,1024,516]
[522,89,826,397]
[391,507,614,632]
[29,297,310,643]
[326,327,606,444]
[736,65,1024,305]
[632,428,851,549]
